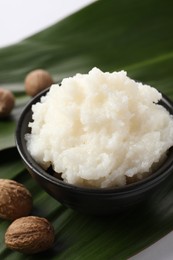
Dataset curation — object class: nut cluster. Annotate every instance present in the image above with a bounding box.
[1,69,55,253]
[0,69,53,118]
[0,179,55,254]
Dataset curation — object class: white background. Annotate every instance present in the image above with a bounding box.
[0,1,172,259]
[0,0,94,47]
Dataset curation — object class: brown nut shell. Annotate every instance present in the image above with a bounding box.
[0,179,32,221]
[25,69,54,97]
[5,216,55,254]
[0,88,15,117]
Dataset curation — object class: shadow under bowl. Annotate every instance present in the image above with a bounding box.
[16,89,173,215]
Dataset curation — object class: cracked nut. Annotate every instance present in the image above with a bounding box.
[5,216,55,254]
[0,179,32,221]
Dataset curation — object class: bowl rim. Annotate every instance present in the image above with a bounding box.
[16,87,173,195]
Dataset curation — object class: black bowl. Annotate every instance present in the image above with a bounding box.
[16,89,173,215]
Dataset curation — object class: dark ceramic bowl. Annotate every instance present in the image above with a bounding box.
[16,88,173,215]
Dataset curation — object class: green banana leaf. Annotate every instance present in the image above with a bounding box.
[0,0,173,258]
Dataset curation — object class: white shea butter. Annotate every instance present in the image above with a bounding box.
[26,68,173,188]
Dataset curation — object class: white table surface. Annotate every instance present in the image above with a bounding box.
[0,1,172,259]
